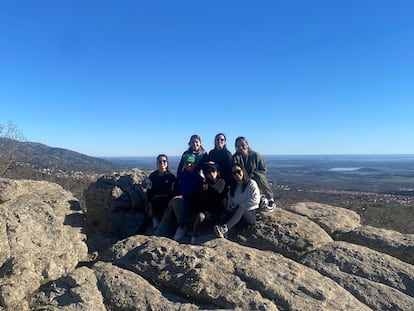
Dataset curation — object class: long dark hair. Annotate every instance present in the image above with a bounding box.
[187,134,206,153]
[156,154,170,172]
[214,132,229,150]
[229,163,250,197]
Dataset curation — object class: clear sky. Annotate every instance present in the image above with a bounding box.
[1,1,413,157]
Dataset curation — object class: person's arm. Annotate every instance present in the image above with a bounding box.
[177,152,186,175]
[225,190,236,211]
[242,180,261,209]
[209,178,226,194]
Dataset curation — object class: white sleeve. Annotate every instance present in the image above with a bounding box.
[244,180,261,208]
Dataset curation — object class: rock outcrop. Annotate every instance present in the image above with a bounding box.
[82,169,148,238]
[0,178,88,310]
[0,171,413,310]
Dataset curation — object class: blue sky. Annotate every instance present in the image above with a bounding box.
[1,1,413,157]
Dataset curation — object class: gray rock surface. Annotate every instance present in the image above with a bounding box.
[0,178,88,310]
[339,225,414,264]
[234,208,333,259]
[286,201,362,235]
[1,171,413,310]
[300,241,414,311]
[83,169,148,237]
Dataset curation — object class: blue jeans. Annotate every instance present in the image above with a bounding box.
[154,197,195,237]
[171,197,195,225]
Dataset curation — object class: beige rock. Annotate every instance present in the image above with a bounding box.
[105,235,370,311]
[234,208,333,259]
[300,241,414,310]
[0,179,88,310]
[287,201,362,235]
[340,225,414,264]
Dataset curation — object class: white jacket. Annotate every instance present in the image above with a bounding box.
[228,179,260,211]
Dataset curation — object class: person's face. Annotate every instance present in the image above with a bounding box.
[236,140,249,156]
[157,157,168,171]
[232,166,243,181]
[215,135,226,149]
[190,138,201,151]
[206,169,218,180]
[184,161,195,171]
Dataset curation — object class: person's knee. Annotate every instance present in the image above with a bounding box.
[198,212,206,222]
[171,198,183,210]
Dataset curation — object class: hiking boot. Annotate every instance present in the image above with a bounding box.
[173,227,187,241]
[266,199,276,212]
[214,224,228,238]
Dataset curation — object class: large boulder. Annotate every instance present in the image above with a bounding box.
[234,208,333,259]
[286,201,362,235]
[339,225,414,264]
[102,235,370,310]
[300,241,414,311]
[83,169,149,237]
[0,178,88,310]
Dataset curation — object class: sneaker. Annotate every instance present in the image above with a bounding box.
[266,199,276,212]
[259,196,269,210]
[214,224,228,238]
[173,227,187,241]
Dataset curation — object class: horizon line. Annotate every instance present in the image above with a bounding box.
[100,153,414,158]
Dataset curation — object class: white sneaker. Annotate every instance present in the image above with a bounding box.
[214,224,228,238]
[259,196,269,210]
[173,227,187,241]
[266,199,276,212]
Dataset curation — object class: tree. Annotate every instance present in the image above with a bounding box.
[0,120,26,141]
[0,121,26,176]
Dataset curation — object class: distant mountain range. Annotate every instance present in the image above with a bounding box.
[0,137,119,177]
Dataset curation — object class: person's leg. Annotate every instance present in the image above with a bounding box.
[226,205,246,230]
[242,209,256,225]
[192,212,205,237]
[253,173,274,200]
[152,197,169,220]
[154,207,176,237]
[172,198,192,241]
[254,173,276,211]
[172,198,191,226]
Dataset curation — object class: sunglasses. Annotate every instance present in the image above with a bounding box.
[232,169,242,176]
[158,160,167,163]
[216,138,225,141]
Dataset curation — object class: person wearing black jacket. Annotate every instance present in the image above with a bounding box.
[146,154,176,229]
[190,161,226,244]
[206,133,233,187]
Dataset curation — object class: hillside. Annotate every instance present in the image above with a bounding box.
[0,137,120,203]
[0,137,118,174]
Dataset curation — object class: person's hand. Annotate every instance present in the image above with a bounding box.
[225,203,234,212]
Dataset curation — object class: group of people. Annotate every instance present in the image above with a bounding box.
[145,133,276,244]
